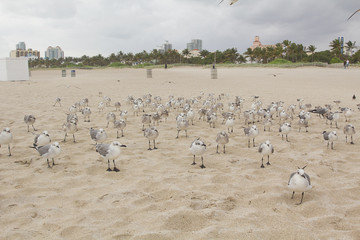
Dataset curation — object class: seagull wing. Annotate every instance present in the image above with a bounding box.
[230,0,239,5]
[96,143,110,157]
[347,9,360,20]
[36,144,52,156]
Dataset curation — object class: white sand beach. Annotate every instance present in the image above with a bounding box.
[0,66,360,239]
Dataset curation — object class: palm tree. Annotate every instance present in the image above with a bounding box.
[329,39,341,57]
[308,45,316,62]
[345,41,356,56]
[244,48,255,63]
[182,49,190,63]
[282,40,292,60]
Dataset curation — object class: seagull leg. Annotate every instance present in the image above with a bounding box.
[106,160,112,171]
[200,156,206,168]
[8,144,11,156]
[153,140,157,149]
[185,130,188,137]
[223,145,226,154]
[291,191,295,199]
[107,122,109,128]
[253,138,256,147]
[296,192,304,205]
[113,160,120,172]
[248,139,250,148]
[52,158,55,166]
[148,140,152,150]
[191,155,196,165]
[216,145,219,154]
[261,157,265,168]
[331,141,334,150]
[176,130,180,139]
[27,125,30,132]
[286,134,289,142]
[327,142,329,149]
[63,133,67,142]
[282,134,284,140]
[266,155,271,165]
[32,125,37,131]
[73,134,76,143]
[117,130,119,139]
[345,135,348,143]
[351,136,354,144]
[121,130,124,137]
[47,159,51,168]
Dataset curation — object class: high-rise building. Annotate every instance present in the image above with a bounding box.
[45,46,64,60]
[10,42,40,59]
[16,42,26,50]
[161,41,172,53]
[187,39,202,51]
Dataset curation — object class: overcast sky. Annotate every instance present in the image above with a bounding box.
[0,0,359,58]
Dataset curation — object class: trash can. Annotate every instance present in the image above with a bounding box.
[146,69,152,78]
[211,68,217,79]
[71,70,76,77]
[62,69,66,77]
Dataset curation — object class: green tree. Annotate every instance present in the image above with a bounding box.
[345,41,356,56]
[308,45,316,62]
[329,39,341,57]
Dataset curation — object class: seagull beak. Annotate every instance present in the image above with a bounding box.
[302,165,307,169]
[120,144,127,147]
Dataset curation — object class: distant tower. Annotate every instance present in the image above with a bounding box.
[45,46,64,60]
[338,37,344,55]
[16,42,26,50]
[162,41,172,53]
[187,39,202,51]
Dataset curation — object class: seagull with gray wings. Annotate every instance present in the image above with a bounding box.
[96,141,126,172]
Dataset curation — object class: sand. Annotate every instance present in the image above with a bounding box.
[0,66,360,239]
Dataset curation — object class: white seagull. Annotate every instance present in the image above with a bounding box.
[244,125,259,148]
[322,130,338,150]
[288,166,312,205]
[24,115,37,132]
[279,122,291,142]
[216,131,229,154]
[0,128,13,156]
[144,126,159,150]
[33,131,51,147]
[96,141,126,172]
[32,142,61,168]
[90,128,107,144]
[343,124,356,144]
[189,138,207,168]
[258,140,274,168]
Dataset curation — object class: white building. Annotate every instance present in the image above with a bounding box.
[45,46,64,60]
[0,58,29,81]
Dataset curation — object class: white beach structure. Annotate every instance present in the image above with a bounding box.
[0,58,29,81]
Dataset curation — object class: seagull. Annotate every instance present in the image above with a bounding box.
[32,142,61,168]
[96,141,126,172]
[189,138,206,168]
[258,140,274,168]
[279,122,291,142]
[218,0,239,5]
[347,9,360,20]
[114,119,126,138]
[24,115,37,132]
[343,124,356,144]
[53,97,61,107]
[216,131,229,154]
[63,119,78,143]
[33,131,51,147]
[322,130,338,149]
[244,125,259,148]
[144,126,159,150]
[106,112,116,128]
[0,128,13,156]
[288,166,312,205]
[90,128,107,144]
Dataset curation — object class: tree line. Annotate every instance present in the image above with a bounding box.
[28,39,360,68]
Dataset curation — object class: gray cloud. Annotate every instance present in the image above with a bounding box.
[0,0,359,57]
